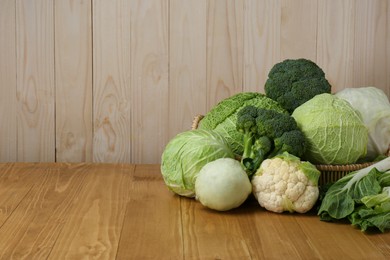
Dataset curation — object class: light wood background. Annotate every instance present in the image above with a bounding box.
[0,0,389,164]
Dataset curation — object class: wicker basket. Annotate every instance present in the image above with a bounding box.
[191,114,389,186]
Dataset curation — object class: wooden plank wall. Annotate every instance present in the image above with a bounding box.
[0,0,389,164]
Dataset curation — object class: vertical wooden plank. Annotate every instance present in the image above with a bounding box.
[244,0,281,93]
[0,0,17,162]
[353,0,389,92]
[130,0,169,163]
[317,0,355,92]
[280,0,317,61]
[16,0,55,162]
[169,0,207,139]
[207,0,243,107]
[93,0,131,163]
[55,0,92,162]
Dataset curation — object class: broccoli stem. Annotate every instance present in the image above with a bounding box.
[241,136,272,177]
[242,132,254,160]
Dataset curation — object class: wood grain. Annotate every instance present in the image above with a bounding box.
[0,1,389,163]
[244,0,281,93]
[353,0,389,91]
[117,164,183,259]
[16,0,55,162]
[48,164,134,259]
[181,197,255,259]
[0,163,389,259]
[207,0,244,107]
[0,164,89,259]
[55,0,93,162]
[317,0,355,92]
[93,0,131,163]
[0,0,17,162]
[0,163,39,226]
[169,0,207,138]
[280,0,317,61]
[130,0,169,164]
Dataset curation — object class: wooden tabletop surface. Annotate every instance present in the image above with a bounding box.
[0,163,389,259]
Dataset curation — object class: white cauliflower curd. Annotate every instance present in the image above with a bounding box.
[251,152,320,213]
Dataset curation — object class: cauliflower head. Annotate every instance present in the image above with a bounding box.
[251,152,320,213]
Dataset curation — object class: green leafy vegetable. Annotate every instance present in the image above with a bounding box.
[161,129,234,197]
[292,93,368,165]
[318,157,390,232]
[198,92,287,156]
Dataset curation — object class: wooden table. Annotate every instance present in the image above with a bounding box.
[0,163,389,259]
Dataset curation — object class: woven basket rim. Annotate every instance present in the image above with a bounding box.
[191,114,390,172]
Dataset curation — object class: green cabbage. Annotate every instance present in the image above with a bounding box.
[292,93,368,165]
[198,92,287,156]
[335,87,390,160]
[161,129,234,197]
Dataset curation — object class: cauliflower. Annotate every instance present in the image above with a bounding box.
[251,152,320,213]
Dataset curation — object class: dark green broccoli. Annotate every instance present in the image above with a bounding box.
[255,108,298,138]
[268,130,306,159]
[237,105,306,176]
[265,58,331,113]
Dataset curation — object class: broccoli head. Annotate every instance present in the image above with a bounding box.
[237,105,306,176]
[265,58,331,113]
[270,130,306,159]
[255,108,299,138]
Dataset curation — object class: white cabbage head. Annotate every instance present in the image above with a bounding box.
[335,87,390,160]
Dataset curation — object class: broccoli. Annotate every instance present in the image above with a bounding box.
[237,105,306,176]
[265,58,331,113]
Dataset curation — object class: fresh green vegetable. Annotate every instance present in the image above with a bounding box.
[161,129,234,197]
[292,93,368,165]
[237,105,306,175]
[195,158,252,211]
[318,157,390,232]
[251,152,320,213]
[265,58,331,113]
[335,86,390,160]
[198,92,287,156]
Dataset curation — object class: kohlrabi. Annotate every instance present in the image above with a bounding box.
[195,158,252,211]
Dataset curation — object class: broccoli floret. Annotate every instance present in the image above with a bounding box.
[269,130,306,158]
[237,105,306,176]
[265,58,331,113]
[255,108,299,138]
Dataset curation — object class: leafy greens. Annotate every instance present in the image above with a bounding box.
[318,157,390,232]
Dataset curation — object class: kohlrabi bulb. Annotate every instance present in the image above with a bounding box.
[195,158,252,211]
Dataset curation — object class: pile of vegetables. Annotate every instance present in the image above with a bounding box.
[160,58,390,233]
